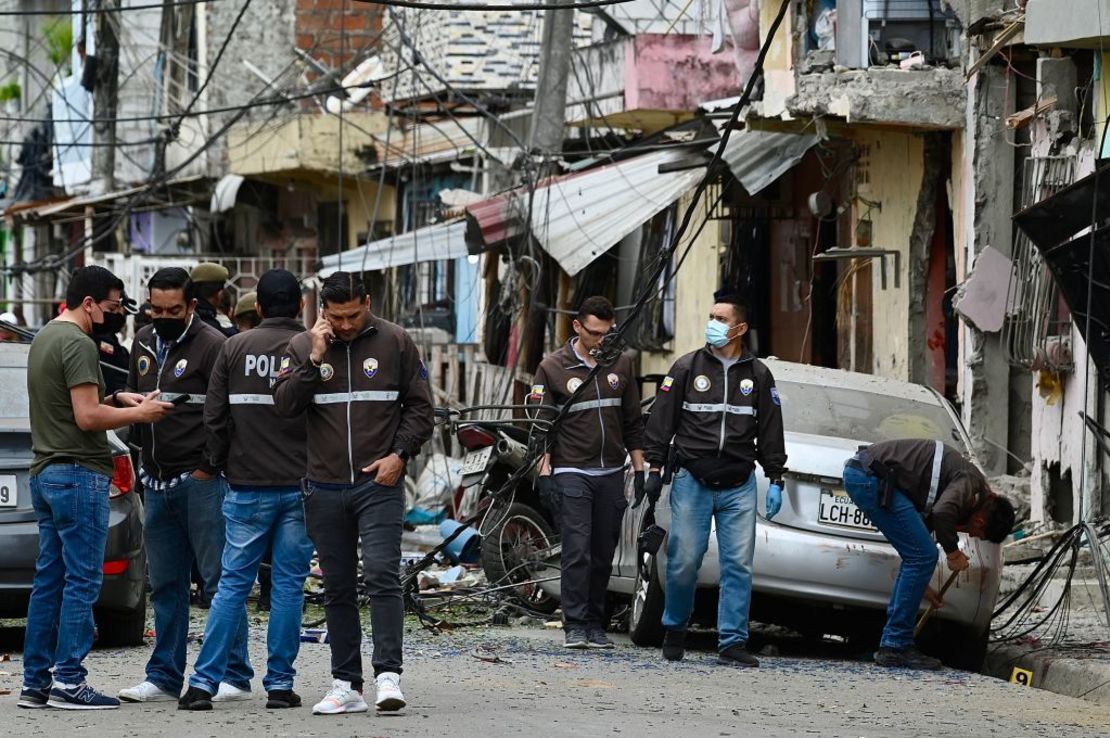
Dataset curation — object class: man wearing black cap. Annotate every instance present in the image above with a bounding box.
[643,290,787,667]
[191,262,237,338]
[178,270,314,711]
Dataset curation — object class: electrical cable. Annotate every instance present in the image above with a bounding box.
[359,0,634,9]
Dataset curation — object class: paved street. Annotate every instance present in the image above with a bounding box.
[2,617,1107,737]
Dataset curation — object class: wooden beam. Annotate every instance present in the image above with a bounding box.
[1006,96,1057,130]
[965,21,1024,81]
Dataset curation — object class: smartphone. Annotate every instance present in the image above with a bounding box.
[160,392,190,407]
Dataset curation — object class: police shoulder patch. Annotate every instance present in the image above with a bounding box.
[419,360,429,380]
[770,386,781,406]
[660,376,674,392]
[277,355,292,377]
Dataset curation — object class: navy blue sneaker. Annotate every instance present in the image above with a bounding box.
[17,686,50,709]
[47,683,120,710]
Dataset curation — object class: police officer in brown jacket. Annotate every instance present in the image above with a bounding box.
[179,269,314,710]
[842,438,1015,670]
[530,296,645,650]
[644,293,787,667]
[119,267,253,705]
[273,271,433,715]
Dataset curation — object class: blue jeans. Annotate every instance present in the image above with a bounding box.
[842,463,939,649]
[662,469,757,651]
[144,474,252,694]
[23,464,110,688]
[190,487,314,693]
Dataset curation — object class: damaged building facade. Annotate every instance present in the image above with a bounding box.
[710,0,1110,527]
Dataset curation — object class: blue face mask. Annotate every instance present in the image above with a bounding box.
[705,319,733,348]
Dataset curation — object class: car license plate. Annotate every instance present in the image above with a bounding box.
[461,446,494,476]
[818,488,875,530]
[0,474,16,507]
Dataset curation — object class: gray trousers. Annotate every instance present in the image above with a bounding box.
[304,478,404,689]
[557,472,627,629]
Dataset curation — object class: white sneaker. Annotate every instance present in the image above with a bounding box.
[374,672,406,712]
[311,679,369,715]
[117,681,178,703]
[212,682,251,702]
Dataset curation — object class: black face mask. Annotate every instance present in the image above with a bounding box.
[152,317,187,342]
[92,312,126,337]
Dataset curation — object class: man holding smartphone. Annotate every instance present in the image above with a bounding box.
[274,271,433,715]
[119,267,253,705]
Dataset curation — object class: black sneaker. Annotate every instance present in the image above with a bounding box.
[587,628,615,649]
[718,644,760,668]
[266,690,302,709]
[17,686,50,709]
[874,646,943,670]
[563,627,589,649]
[662,629,686,661]
[47,684,120,710]
[178,686,214,711]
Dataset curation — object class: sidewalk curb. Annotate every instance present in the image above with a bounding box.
[983,644,1110,705]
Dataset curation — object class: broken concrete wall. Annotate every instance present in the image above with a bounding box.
[787,69,967,130]
[906,133,948,386]
[956,65,1014,475]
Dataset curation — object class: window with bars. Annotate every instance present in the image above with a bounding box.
[1003,155,1075,371]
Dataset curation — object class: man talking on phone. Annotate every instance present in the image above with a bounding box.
[274,271,433,715]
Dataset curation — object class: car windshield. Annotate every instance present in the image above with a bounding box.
[0,367,28,419]
[778,380,967,453]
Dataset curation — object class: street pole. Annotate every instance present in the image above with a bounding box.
[518,2,574,377]
[529,2,573,169]
[91,0,119,196]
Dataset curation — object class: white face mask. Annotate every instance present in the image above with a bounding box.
[705,319,733,348]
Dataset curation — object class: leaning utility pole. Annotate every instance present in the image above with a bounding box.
[90,0,120,195]
[516,1,576,376]
[529,2,574,173]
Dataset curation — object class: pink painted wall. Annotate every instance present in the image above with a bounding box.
[624,34,741,111]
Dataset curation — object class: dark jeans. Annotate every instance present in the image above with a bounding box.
[144,474,253,694]
[23,464,110,689]
[304,478,404,689]
[557,472,627,630]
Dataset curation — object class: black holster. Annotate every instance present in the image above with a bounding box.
[866,459,897,511]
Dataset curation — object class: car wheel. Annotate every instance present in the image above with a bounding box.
[95,589,147,648]
[480,501,559,614]
[629,551,665,647]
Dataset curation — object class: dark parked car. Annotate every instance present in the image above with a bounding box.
[0,343,147,646]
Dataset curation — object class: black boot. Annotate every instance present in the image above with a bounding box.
[874,646,942,670]
[662,629,686,661]
[178,687,214,711]
[718,644,759,667]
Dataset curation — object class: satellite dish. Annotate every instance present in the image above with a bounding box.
[808,191,833,219]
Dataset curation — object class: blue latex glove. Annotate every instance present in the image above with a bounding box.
[766,483,783,519]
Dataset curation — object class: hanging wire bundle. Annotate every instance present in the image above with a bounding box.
[991,522,1110,647]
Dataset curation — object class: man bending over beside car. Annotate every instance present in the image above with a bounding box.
[842,438,1015,670]
[22,266,171,710]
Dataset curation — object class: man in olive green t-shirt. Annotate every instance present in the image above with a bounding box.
[20,266,170,711]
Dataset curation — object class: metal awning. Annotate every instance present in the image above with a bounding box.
[720,129,820,196]
[466,148,704,277]
[320,219,468,277]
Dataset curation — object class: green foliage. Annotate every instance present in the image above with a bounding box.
[43,16,73,67]
[0,82,20,103]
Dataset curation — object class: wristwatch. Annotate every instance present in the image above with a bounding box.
[770,478,784,488]
[392,447,410,462]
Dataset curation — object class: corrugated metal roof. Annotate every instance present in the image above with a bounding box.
[379,117,489,168]
[466,148,704,277]
[721,129,819,195]
[320,220,468,277]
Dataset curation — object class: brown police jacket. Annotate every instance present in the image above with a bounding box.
[644,346,788,480]
[204,317,308,487]
[529,341,645,470]
[861,439,988,553]
[127,317,226,480]
[272,314,434,485]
